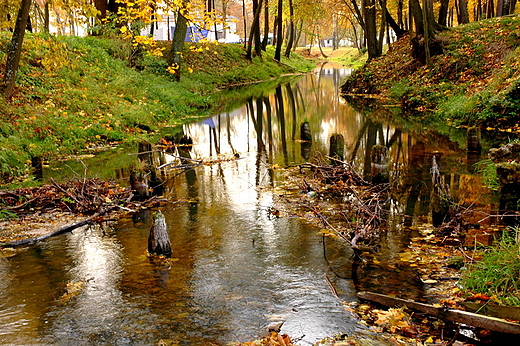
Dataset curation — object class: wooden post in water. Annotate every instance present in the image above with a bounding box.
[300,122,312,160]
[431,155,450,227]
[300,122,312,142]
[467,127,482,153]
[138,140,153,167]
[148,211,172,257]
[370,145,389,184]
[130,171,150,200]
[329,134,344,164]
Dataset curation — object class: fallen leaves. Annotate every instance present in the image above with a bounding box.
[235,333,296,346]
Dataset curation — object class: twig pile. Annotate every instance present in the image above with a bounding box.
[0,178,133,216]
[279,159,389,250]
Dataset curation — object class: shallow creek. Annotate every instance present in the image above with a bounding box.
[0,64,502,345]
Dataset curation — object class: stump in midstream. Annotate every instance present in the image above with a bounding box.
[300,122,312,142]
[138,140,153,166]
[148,211,172,257]
[329,134,345,164]
[300,122,312,160]
[467,127,482,153]
[431,155,451,227]
[370,145,389,184]
[130,170,150,200]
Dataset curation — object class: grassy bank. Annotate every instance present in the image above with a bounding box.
[0,34,315,187]
[341,16,520,128]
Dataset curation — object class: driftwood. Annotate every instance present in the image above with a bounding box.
[357,291,520,335]
[0,208,112,248]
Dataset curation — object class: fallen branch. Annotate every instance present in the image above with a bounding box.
[357,291,520,335]
[0,207,114,248]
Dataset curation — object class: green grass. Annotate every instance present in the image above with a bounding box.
[461,228,520,306]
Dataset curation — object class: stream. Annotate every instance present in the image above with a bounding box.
[0,64,504,345]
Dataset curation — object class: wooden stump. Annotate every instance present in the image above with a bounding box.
[148,211,172,257]
[467,127,482,153]
[329,134,344,164]
[300,122,312,142]
[138,140,153,166]
[130,171,150,200]
[370,145,389,184]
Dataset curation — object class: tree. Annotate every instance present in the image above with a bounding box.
[246,0,263,59]
[274,0,283,61]
[169,6,189,81]
[2,0,32,99]
[283,0,294,57]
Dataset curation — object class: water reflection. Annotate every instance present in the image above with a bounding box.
[0,64,501,345]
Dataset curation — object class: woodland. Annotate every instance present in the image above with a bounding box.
[2,0,520,344]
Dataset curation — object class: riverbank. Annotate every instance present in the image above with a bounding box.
[341,16,520,130]
[0,34,315,188]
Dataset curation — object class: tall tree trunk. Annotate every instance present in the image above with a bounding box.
[486,0,495,18]
[94,0,108,21]
[246,0,263,59]
[377,0,386,54]
[409,0,425,35]
[457,0,470,23]
[2,0,32,99]
[272,15,278,46]
[496,0,504,16]
[438,0,449,25]
[44,2,50,32]
[169,8,188,82]
[363,0,379,60]
[274,0,283,61]
[284,0,294,57]
[242,0,247,47]
[261,0,269,50]
[398,0,404,28]
[502,0,515,14]
[379,0,406,38]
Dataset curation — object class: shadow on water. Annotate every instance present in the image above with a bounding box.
[0,63,512,345]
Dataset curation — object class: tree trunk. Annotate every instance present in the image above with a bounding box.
[486,0,495,18]
[169,8,188,82]
[363,0,380,60]
[457,0,470,23]
[377,0,387,54]
[94,0,108,21]
[274,0,283,61]
[261,0,269,50]
[148,211,172,256]
[246,0,263,59]
[242,0,247,48]
[284,0,294,57]
[438,0,449,25]
[2,0,32,99]
[380,0,407,38]
[409,0,425,35]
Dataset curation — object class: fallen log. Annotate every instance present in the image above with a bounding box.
[0,208,113,248]
[357,291,520,335]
